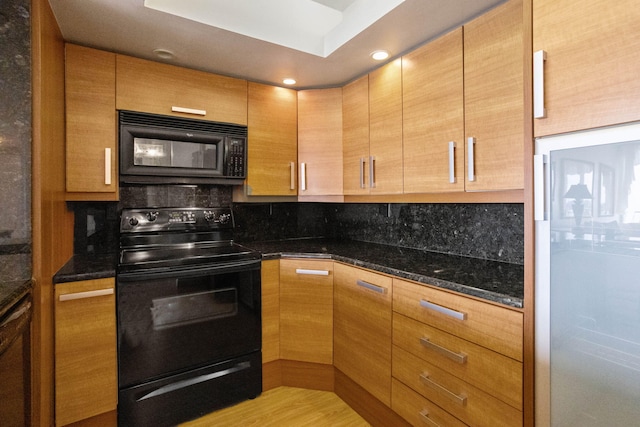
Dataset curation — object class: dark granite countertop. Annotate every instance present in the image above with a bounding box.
[242,239,524,309]
[51,240,524,309]
[0,279,32,319]
[53,253,118,284]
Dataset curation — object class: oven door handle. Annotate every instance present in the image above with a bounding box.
[117,258,261,281]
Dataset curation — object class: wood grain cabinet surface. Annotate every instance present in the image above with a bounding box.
[342,75,371,196]
[297,88,344,198]
[279,259,334,364]
[463,0,524,191]
[392,277,523,426]
[333,263,392,406]
[65,44,118,200]
[116,54,248,125]
[54,278,117,426]
[245,82,298,197]
[533,0,640,136]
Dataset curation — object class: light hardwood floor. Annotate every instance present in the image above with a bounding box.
[180,386,371,427]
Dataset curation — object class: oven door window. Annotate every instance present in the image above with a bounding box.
[117,267,260,388]
[133,138,217,169]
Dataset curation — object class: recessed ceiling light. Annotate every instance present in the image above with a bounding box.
[153,48,175,60]
[283,78,297,85]
[370,50,389,61]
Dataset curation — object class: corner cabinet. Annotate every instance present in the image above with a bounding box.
[533,0,640,136]
[115,54,248,125]
[54,278,117,426]
[279,259,334,364]
[342,75,370,196]
[334,263,392,406]
[402,27,465,194]
[65,44,118,200]
[297,88,344,199]
[244,82,298,197]
[463,0,524,191]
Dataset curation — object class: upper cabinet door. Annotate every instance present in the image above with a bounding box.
[369,59,404,195]
[403,28,465,194]
[298,88,344,198]
[343,75,370,195]
[65,44,118,200]
[116,54,248,125]
[464,0,524,192]
[246,82,298,196]
[533,0,640,137]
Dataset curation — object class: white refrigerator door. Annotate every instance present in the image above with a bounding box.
[535,122,640,426]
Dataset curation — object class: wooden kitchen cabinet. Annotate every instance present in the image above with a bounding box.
[342,75,370,195]
[279,259,333,364]
[54,278,117,426]
[116,54,248,125]
[245,82,298,196]
[369,59,404,194]
[333,263,392,406]
[297,88,343,199]
[463,0,524,191]
[392,277,523,426]
[402,27,465,194]
[533,0,640,136]
[261,260,280,364]
[65,44,118,200]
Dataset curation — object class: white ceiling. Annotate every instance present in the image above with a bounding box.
[47,0,506,89]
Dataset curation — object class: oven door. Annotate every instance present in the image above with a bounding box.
[117,259,261,388]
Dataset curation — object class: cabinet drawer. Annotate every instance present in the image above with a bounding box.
[392,378,466,427]
[334,263,392,406]
[393,313,522,409]
[393,278,522,361]
[393,346,522,427]
[279,259,333,364]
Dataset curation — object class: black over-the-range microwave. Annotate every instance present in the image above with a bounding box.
[119,111,247,185]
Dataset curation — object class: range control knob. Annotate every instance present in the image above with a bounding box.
[128,217,139,227]
[218,213,231,224]
[146,211,159,222]
[203,211,215,222]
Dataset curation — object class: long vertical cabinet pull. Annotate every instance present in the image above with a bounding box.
[448,141,456,184]
[467,137,475,182]
[290,162,296,190]
[533,50,547,119]
[534,154,548,221]
[359,157,366,189]
[369,155,376,188]
[104,148,112,185]
[300,162,307,191]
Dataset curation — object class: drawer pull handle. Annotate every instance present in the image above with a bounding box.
[419,299,467,320]
[295,268,329,276]
[171,106,206,116]
[420,373,467,406]
[356,280,387,294]
[419,410,441,427]
[420,337,467,364]
[59,288,114,302]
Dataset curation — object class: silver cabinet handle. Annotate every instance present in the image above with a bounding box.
[171,106,207,116]
[533,50,547,119]
[59,288,114,302]
[420,337,467,364]
[359,157,366,189]
[356,279,387,294]
[448,141,456,184]
[369,155,376,188]
[295,268,329,276]
[104,147,112,185]
[420,373,467,406]
[534,154,547,221]
[467,137,475,182]
[419,410,441,427]
[290,161,296,190]
[300,162,307,191]
[419,299,467,321]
